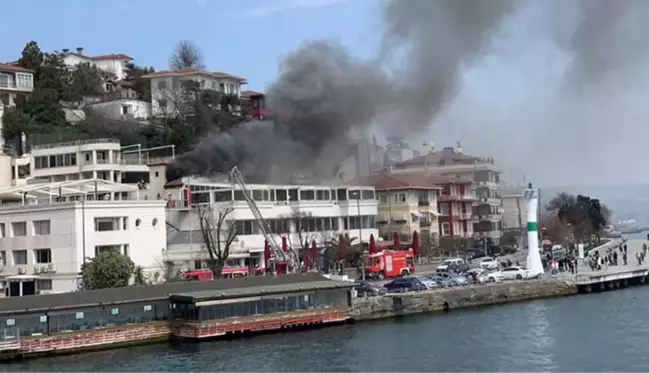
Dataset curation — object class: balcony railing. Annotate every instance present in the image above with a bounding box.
[32,138,119,150]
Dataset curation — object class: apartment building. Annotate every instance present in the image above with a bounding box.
[391,142,503,243]
[0,179,166,295]
[143,68,247,117]
[367,172,474,246]
[501,189,527,247]
[163,177,378,271]
[0,63,34,151]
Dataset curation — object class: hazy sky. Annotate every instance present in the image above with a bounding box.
[2,0,649,188]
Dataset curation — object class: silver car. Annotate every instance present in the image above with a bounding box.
[415,276,439,290]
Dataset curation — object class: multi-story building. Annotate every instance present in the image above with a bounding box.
[501,189,527,247]
[62,48,133,81]
[163,177,378,271]
[391,142,503,243]
[143,68,247,117]
[367,172,474,246]
[0,179,166,296]
[0,63,35,151]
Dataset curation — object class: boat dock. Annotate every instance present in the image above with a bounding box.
[575,239,649,293]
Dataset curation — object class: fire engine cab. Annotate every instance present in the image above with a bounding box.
[365,249,415,280]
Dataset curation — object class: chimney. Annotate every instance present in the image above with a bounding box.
[442,147,454,165]
[76,47,84,55]
[455,140,463,154]
[62,48,70,54]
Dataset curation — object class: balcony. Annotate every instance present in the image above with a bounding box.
[477,197,500,205]
[32,138,119,150]
[439,194,477,202]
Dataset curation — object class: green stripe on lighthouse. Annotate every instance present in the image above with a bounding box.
[527,222,538,231]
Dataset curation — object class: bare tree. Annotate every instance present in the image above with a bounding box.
[539,212,572,245]
[169,40,205,70]
[282,208,318,270]
[196,204,238,277]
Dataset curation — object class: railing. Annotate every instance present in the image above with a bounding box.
[32,138,120,150]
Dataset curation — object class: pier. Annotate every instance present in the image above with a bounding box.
[575,239,649,293]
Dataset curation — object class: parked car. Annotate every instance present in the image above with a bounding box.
[464,268,488,284]
[436,258,468,273]
[425,274,456,288]
[383,277,427,293]
[479,257,499,270]
[415,276,439,290]
[436,271,469,286]
[486,271,505,283]
[354,281,387,297]
[491,266,531,281]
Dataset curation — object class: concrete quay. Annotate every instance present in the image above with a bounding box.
[350,279,578,321]
[575,239,649,293]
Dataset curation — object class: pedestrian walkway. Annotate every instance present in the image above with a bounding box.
[580,239,648,276]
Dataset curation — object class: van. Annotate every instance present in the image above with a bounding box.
[436,258,466,272]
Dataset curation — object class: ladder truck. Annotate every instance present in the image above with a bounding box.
[229,167,297,274]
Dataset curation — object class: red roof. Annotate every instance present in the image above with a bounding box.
[142,67,247,83]
[89,53,133,61]
[0,63,34,73]
[363,172,471,191]
[241,90,264,98]
[164,179,185,188]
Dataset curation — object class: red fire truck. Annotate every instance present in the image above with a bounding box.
[365,249,416,280]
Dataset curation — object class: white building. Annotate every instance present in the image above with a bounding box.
[62,48,132,81]
[163,178,378,271]
[143,68,247,117]
[0,179,167,296]
[87,98,151,121]
[0,63,35,151]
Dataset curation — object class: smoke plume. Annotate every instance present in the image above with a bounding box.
[169,0,514,183]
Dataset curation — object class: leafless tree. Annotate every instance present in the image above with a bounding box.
[196,204,238,277]
[169,40,205,70]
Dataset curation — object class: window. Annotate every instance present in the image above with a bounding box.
[11,222,26,236]
[157,99,167,109]
[34,249,52,264]
[95,217,119,231]
[95,245,121,255]
[152,218,159,228]
[135,219,142,228]
[0,223,5,238]
[394,194,406,203]
[0,251,5,265]
[441,222,450,236]
[122,217,128,230]
[121,105,129,115]
[155,171,159,177]
[378,195,387,204]
[37,279,52,291]
[13,250,27,265]
[33,220,50,235]
[219,83,225,92]
[16,73,33,88]
[439,204,449,215]
[157,81,167,90]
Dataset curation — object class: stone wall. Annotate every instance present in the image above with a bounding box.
[350,280,578,321]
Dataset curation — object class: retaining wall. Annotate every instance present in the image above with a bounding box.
[350,280,578,321]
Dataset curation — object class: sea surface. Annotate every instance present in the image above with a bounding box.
[3,284,649,372]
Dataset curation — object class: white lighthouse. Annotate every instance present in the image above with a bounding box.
[524,183,544,277]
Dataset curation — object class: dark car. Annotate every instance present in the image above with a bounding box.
[355,281,387,297]
[383,277,427,293]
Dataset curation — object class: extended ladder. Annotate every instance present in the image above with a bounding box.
[229,167,289,263]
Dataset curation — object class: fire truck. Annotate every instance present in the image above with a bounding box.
[365,249,416,280]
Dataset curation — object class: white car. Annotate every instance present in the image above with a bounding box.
[465,268,489,284]
[479,257,499,270]
[436,258,465,272]
[492,266,531,281]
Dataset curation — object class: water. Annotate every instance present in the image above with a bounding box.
[4,286,649,372]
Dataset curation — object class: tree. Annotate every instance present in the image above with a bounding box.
[133,265,146,285]
[82,251,135,290]
[17,41,44,72]
[539,212,572,244]
[323,233,359,273]
[196,204,238,277]
[545,192,611,244]
[125,62,155,101]
[169,40,204,70]
[67,62,104,100]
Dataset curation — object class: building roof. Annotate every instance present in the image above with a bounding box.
[0,273,350,316]
[241,90,264,98]
[0,178,139,200]
[142,67,247,84]
[164,177,377,190]
[89,53,133,61]
[361,172,469,191]
[171,279,352,303]
[395,148,486,168]
[0,63,34,73]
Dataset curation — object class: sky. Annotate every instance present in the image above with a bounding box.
[0,0,376,92]
[3,0,649,189]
